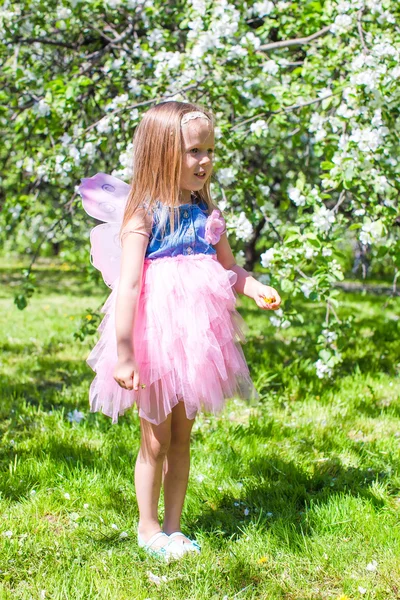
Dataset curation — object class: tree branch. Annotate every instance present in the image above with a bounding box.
[231,91,341,131]
[5,37,78,49]
[357,8,368,55]
[258,24,332,52]
[332,189,346,214]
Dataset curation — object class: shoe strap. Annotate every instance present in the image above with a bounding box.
[167,531,186,539]
[145,531,168,549]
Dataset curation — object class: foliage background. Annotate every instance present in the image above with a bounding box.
[1,0,399,371]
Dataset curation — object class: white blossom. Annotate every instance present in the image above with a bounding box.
[330,14,353,35]
[60,133,72,146]
[105,93,129,111]
[96,117,113,134]
[2,530,13,538]
[349,127,387,152]
[259,184,271,196]
[317,87,332,99]
[248,96,265,109]
[67,409,85,423]
[359,219,384,245]
[262,60,279,76]
[33,99,51,116]
[336,0,352,12]
[304,245,316,259]
[127,78,142,95]
[315,359,333,379]
[366,560,378,572]
[322,329,337,343]
[227,45,248,59]
[310,187,322,203]
[68,145,81,164]
[288,186,306,206]
[241,32,261,50]
[147,28,164,47]
[217,167,236,186]
[252,1,274,17]
[301,283,312,298]
[358,587,367,595]
[312,205,336,233]
[260,247,275,268]
[81,142,96,161]
[309,113,325,133]
[231,212,253,242]
[250,119,269,136]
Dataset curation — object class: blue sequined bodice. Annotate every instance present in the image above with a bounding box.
[145,198,217,260]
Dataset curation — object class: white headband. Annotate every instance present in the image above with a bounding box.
[181,111,211,126]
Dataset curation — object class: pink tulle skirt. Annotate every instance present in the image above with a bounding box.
[87,253,260,425]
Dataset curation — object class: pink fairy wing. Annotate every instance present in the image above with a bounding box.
[78,172,130,222]
[78,172,130,289]
[89,222,123,289]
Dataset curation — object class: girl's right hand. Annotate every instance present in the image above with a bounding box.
[113,357,142,391]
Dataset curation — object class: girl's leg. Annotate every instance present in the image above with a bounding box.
[135,412,172,548]
[162,400,196,543]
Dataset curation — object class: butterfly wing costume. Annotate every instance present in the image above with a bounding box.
[78,172,260,424]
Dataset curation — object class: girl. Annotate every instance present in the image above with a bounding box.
[80,101,281,561]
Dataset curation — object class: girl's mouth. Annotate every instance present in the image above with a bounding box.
[195,172,206,179]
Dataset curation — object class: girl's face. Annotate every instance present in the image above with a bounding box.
[180,118,214,198]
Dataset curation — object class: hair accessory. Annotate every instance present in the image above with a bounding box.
[181,111,211,126]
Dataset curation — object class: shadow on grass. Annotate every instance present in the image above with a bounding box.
[0,265,103,300]
[186,452,390,544]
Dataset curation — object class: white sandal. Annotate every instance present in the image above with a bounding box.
[166,531,201,555]
[137,530,171,561]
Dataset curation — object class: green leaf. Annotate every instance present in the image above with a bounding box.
[285,234,300,244]
[321,161,334,170]
[319,349,332,362]
[281,279,295,293]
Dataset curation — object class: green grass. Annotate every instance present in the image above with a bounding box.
[0,261,399,599]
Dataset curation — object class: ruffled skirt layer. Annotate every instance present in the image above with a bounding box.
[87,253,259,425]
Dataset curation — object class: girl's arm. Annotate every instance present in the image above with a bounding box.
[213,232,258,298]
[115,209,151,361]
[214,232,281,310]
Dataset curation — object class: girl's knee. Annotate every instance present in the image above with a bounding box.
[170,419,195,448]
[140,417,171,460]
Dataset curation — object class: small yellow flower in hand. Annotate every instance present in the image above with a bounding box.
[254,284,281,310]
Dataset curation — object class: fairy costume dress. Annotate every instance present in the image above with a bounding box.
[79,172,259,425]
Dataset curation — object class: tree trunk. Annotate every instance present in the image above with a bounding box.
[244,216,266,271]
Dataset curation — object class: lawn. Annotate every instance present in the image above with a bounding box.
[0,260,399,599]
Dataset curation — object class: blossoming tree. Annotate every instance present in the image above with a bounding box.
[1,0,399,379]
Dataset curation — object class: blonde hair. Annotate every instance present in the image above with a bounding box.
[119,100,218,241]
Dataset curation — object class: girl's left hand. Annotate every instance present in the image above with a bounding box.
[253,283,281,310]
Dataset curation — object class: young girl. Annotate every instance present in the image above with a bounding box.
[80,101,281,561]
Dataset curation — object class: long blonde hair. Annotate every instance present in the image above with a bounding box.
[119,100,218,241]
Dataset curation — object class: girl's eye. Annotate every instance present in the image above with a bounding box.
[190,148,214,154]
